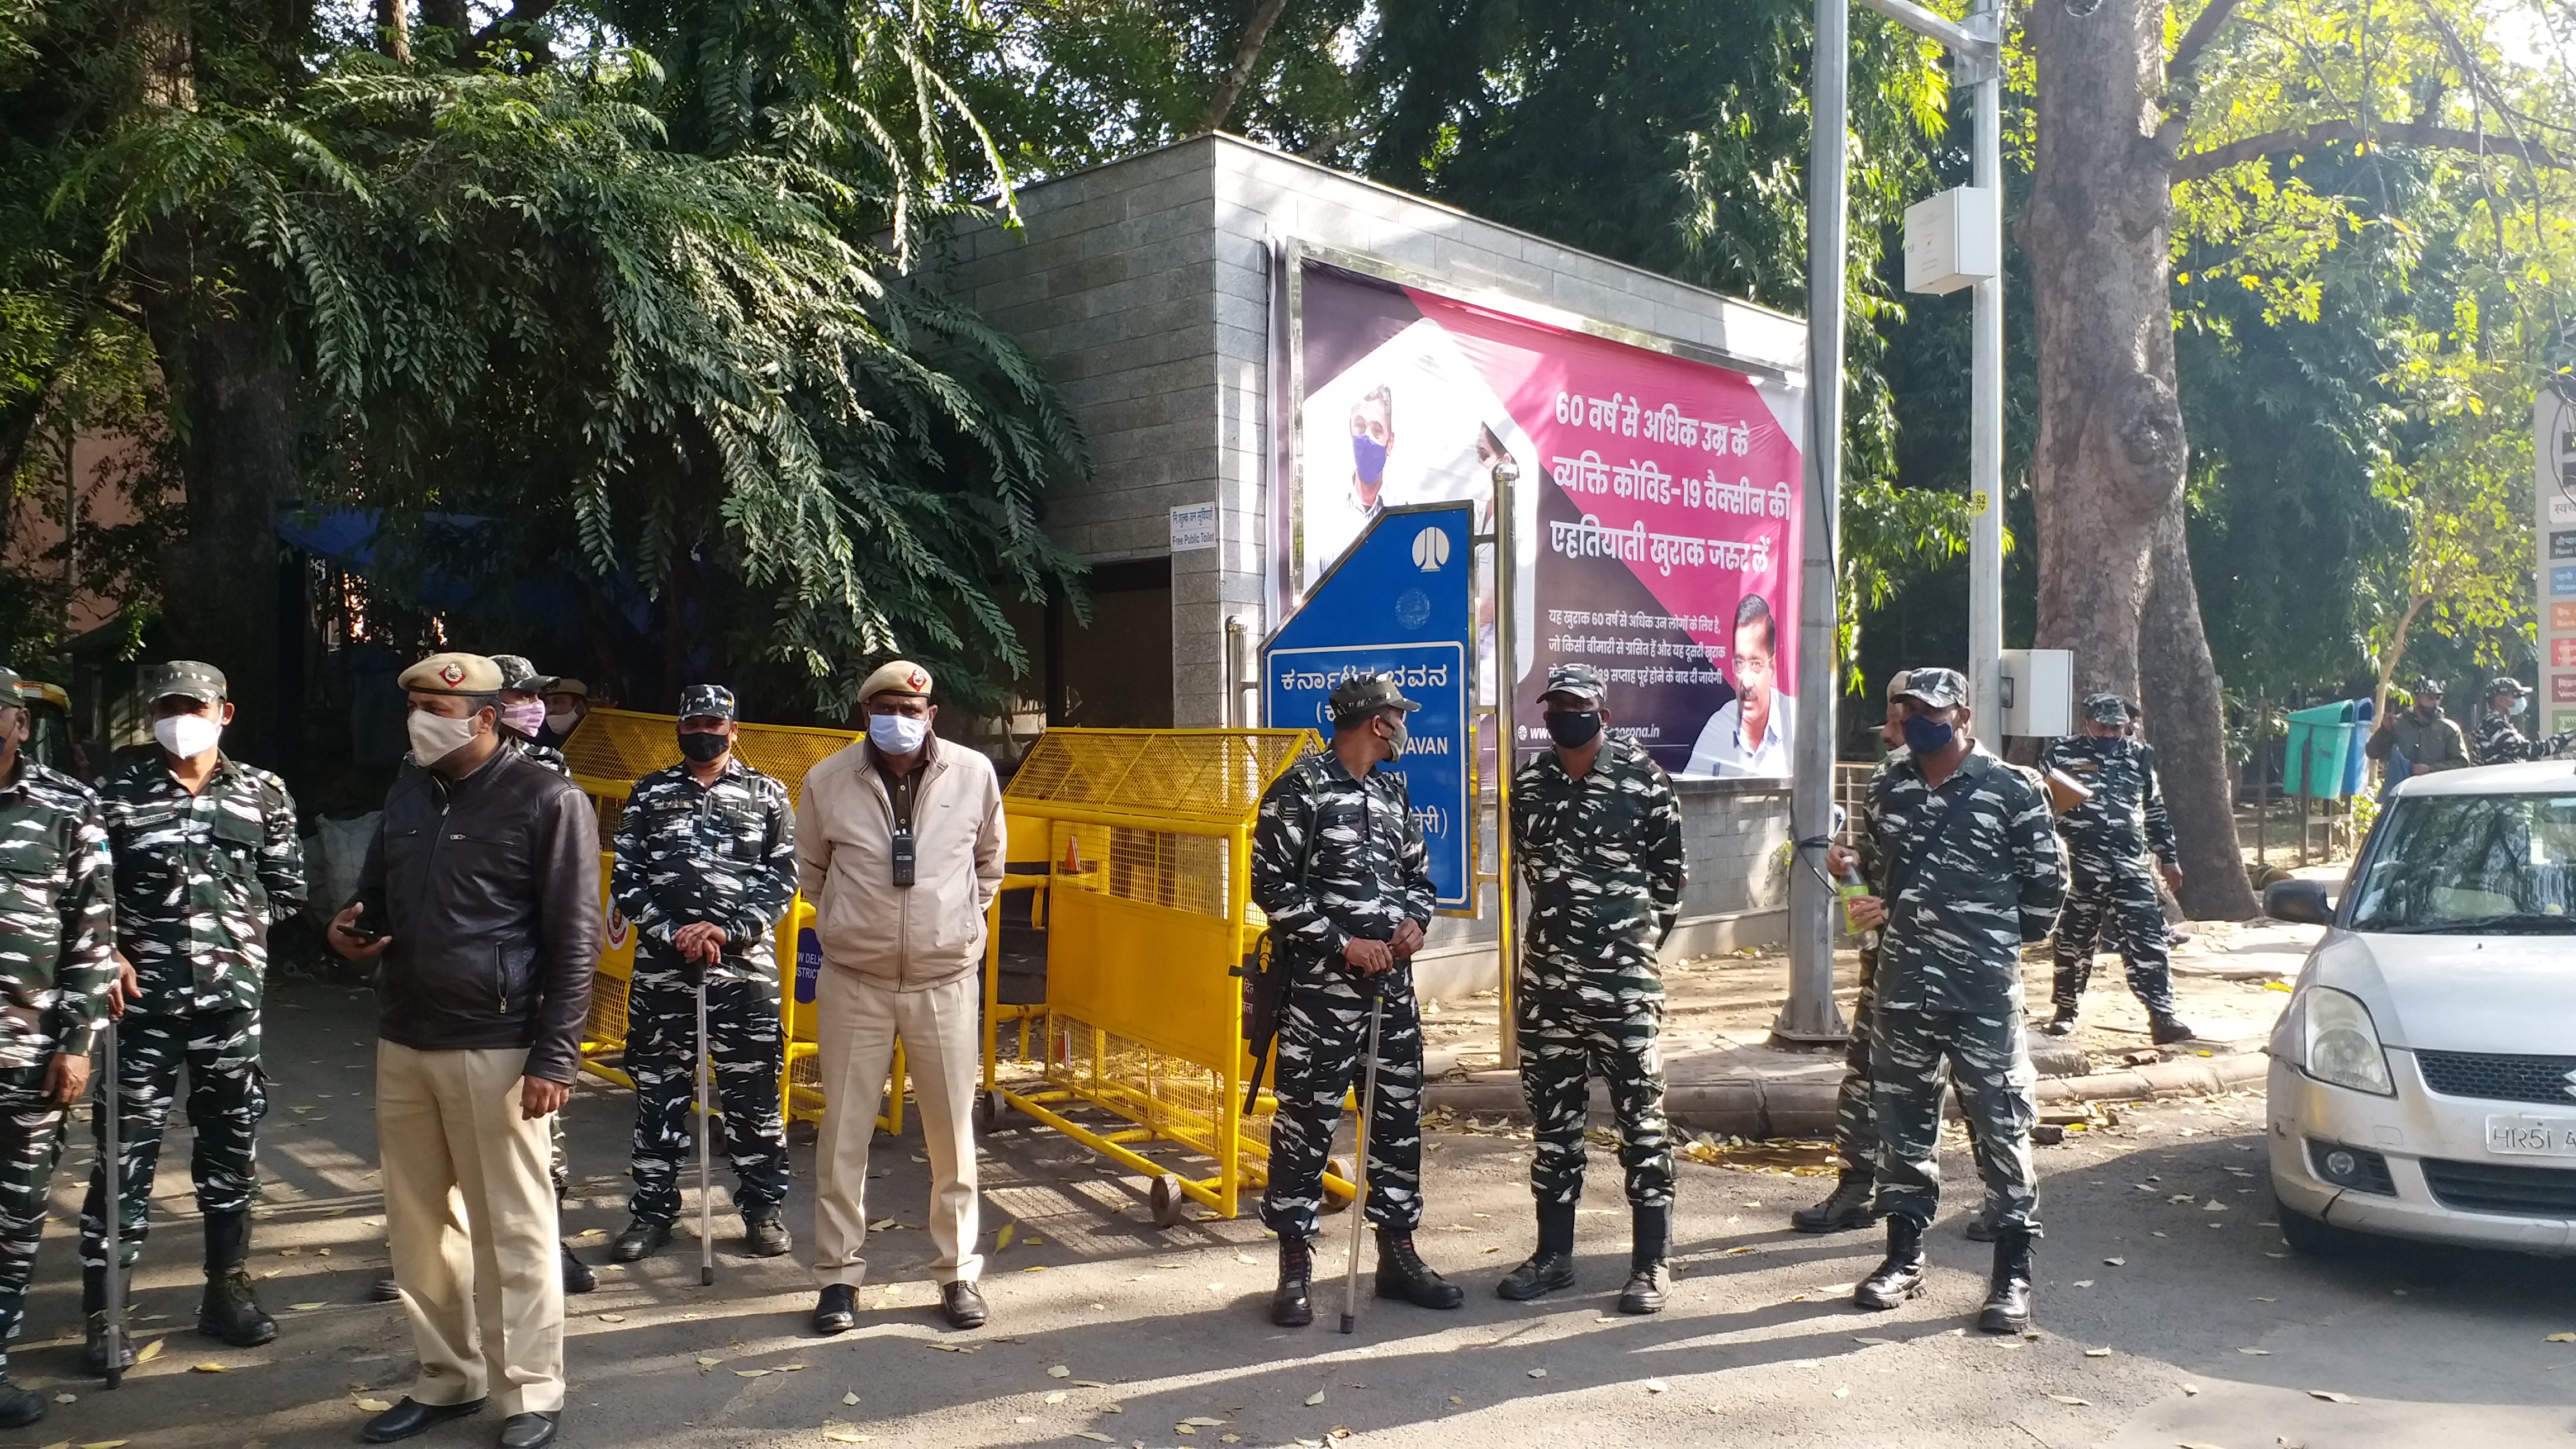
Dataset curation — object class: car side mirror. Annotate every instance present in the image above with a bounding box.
[2265,878,2333,926]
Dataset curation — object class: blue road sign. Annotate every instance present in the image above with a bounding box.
[1262,503,1476,910]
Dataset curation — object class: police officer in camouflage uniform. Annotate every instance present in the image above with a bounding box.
[2470,678,2573,764]
[2366,679,2471,778]
[80,662,304,1373]
[0,664,113,1428]
[1832,667,2062,1335]
[607,685,797,1261]
[2038,693,2194,1043]
[1495,665,1684,1315]
[1252,673,1461,1328]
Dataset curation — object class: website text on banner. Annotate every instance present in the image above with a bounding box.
[1291,262,1805,780]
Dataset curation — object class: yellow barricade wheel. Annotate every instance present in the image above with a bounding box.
[973,1088,1005,1134]
[1148,1174,1190,1229]
[1320,1158,1353,1214]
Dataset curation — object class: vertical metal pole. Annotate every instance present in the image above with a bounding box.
[1965,6,2006,733]
[100,1014,123,1389]
[1778,0,1852,1044]
[1491,461,1521,1071]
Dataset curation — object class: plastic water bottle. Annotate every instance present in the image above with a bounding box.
[1835,861,1873,940]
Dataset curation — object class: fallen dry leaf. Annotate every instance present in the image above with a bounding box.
[1527,1368,1546,1379]
[2104,1257,2127,1267]
[736,1368,773,1378]
[2309,1391,2356,1404]
[596,1314,626,1323]
[996,1223,1016,1250]
[698,1357,724,1367]
[192,1363,229,1374]
[2085,1349,2113,1358]
[2238,1348,2272,1356]
[1048,1365,1072,1378]
[1181,1418,1227,1427]
[2547,1333,2576,1343]
[822,1431,868,1445]
[290,1303,326,1311]
[842,1392,860,1405]
[1045,1391,1067,1405]
[1074,1436,1113,1443]
[2073,1280,2095,1289]
[134,1338,164,1363]
[75,1441,128,1448]
[1645,1380,1668,1394]
[2048,1394,2090,1406]
[353,1398,392,1411]
[1305,1391,1327,1406]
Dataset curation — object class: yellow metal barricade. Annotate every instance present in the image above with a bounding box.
[564,708,903,1134]
[983,727,1318,1225]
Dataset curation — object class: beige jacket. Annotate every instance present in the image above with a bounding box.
[796,737,1005,992]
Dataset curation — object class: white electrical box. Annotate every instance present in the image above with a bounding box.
[1903,187,2000,296]
[1997,648,2073,738]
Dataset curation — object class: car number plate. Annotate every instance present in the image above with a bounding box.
[2485,1115,2576,1158]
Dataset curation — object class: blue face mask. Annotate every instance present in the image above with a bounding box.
[1352,434,1389,486]
[1900,713,1955,756]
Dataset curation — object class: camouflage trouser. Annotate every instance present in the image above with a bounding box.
[1260,960,1425,1242]
[1518,1004,1672,1209]
[1868,1005,2039,1230]
[80,1007,264,1270]
[1830,958,2000,1210]
[0,1065,68,1378]
[2052,859,2177,1016]
[625,966,789,1225]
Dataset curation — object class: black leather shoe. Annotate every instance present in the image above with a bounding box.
[812,1284,856,1335]
[0,1377,41,1428]
[609,1218,673,1263]
[2149,1014,2198,1045]
[83,1309,137,1374]
[1496,1251,1575,1301]
[1854,1214,1929,1310]
[742,1213,793,1258]
[1372,1231,1465,1310]
[1618,1263,1668,1315]
[560,1242,596,1295]
[1977,1225,2037,1334]
[201,1266,279,1346]
[1790,1171,1879,1234]
[361,1395,488,1443]
[940,1280,988,1329]
[498,1410,560,1449]
[371,1276,402,1303]
[2041,1004,2079,1036]
[1272,1235,1314,1327]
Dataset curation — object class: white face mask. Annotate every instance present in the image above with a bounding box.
[408,709,482,766]
[868,712,929,755]
[543,707,581,736]
[154,713,224,761]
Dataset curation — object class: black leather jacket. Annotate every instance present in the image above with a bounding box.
[355,744,603,1082]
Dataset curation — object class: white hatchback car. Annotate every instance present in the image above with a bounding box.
[2264,762,2576,1256]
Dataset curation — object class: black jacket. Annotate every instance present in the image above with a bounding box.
[355,744,603,1082]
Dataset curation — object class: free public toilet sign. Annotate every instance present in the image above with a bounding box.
[1262,501,1474,911]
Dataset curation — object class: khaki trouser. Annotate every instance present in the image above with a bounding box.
[812,969,983,1287]
[378,1043,565,1416]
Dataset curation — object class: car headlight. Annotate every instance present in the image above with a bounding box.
[2300,986,2394,1096]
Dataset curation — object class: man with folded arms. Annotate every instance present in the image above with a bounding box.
[331,652,602,1449]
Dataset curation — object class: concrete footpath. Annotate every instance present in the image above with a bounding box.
[1417,912,2323,1135]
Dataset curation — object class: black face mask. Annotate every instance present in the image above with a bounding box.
[678,731,730,763]
[1545,710,1603,748]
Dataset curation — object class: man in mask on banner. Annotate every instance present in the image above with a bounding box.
[1497,665,1685,1314]
[797,661,1003,1336]
[2036,694,2194,1044]
[492,656,572,776]
[1686,594,1794,777]
[1348,384,1396,521]
[2470,677,2574,763]
[330,652,601,1449]
[1250,672,1461,1329]
[0,665,113,1429]
[2365,678,2469,779]
[83,661,305,1375]
[608,685,796,1265]
[1829,667,2061,1337]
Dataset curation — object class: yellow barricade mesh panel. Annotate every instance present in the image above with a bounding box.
[561,708,860,806]
[1050,822,1233,919]
[1040,1012,1273,1167]
[584,971,631,1053]
[1007,728,1314,831]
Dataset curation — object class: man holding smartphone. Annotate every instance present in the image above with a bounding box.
[330,652,602,1449]
[796,661,1004,1336]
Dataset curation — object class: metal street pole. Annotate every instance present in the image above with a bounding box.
[1776,0,1851,1044]
[1491,459,1521,1071]
[1966,0,2006,735]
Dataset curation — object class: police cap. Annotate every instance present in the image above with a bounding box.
[1541,664,1606,705]
[1329,671,1420,722]
[2485,676,2530,700]
[679,684,737,722]
[1893,666,1968,711]
[490,654,557,694]
[2080,692,2129,726]
[399,652,504,696]
[148,660,228,706]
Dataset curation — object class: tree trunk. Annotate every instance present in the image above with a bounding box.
[2023,0,2192,701]
[2141,499,2257,918]
[376,0,410,64]
[1200,0,1294,133]
[141,288,300,770]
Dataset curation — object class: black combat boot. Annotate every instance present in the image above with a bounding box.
[200,1208,277,1347]
[80,1265,135,1375]
[2041,1001,2080,1036]
[1853,1213,1928,1310]
[1617,1205,1669,1315]
[1976,1224,2037,1334]
[742,1209,793,1258]
[2149,1013,2198,1045]
[0,1376,42,1427]
[609,1216,673,1262]
[1271,1234,1315,1328]
[1789,1171,1878,1234]
[1373,1230,1465,1310]
[1497,1200,1578,1301]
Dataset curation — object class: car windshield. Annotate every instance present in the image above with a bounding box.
[2346,793,2576,932]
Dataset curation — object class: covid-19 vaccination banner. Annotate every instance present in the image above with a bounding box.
[1289,260,1806,780]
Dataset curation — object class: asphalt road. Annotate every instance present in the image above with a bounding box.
[12,975,2572,1449]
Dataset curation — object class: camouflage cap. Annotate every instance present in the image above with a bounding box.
[2485,675,2531,699]
[2414,678,2446,696]
[1540,663,1606,705]
[148,660,228,705]
[398,651,503,695]
[490,654,557,694]
[679,684,737,722]
[1894,666,1968,711]
[1328,671,1420,720]
[2081,692,2129,726]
